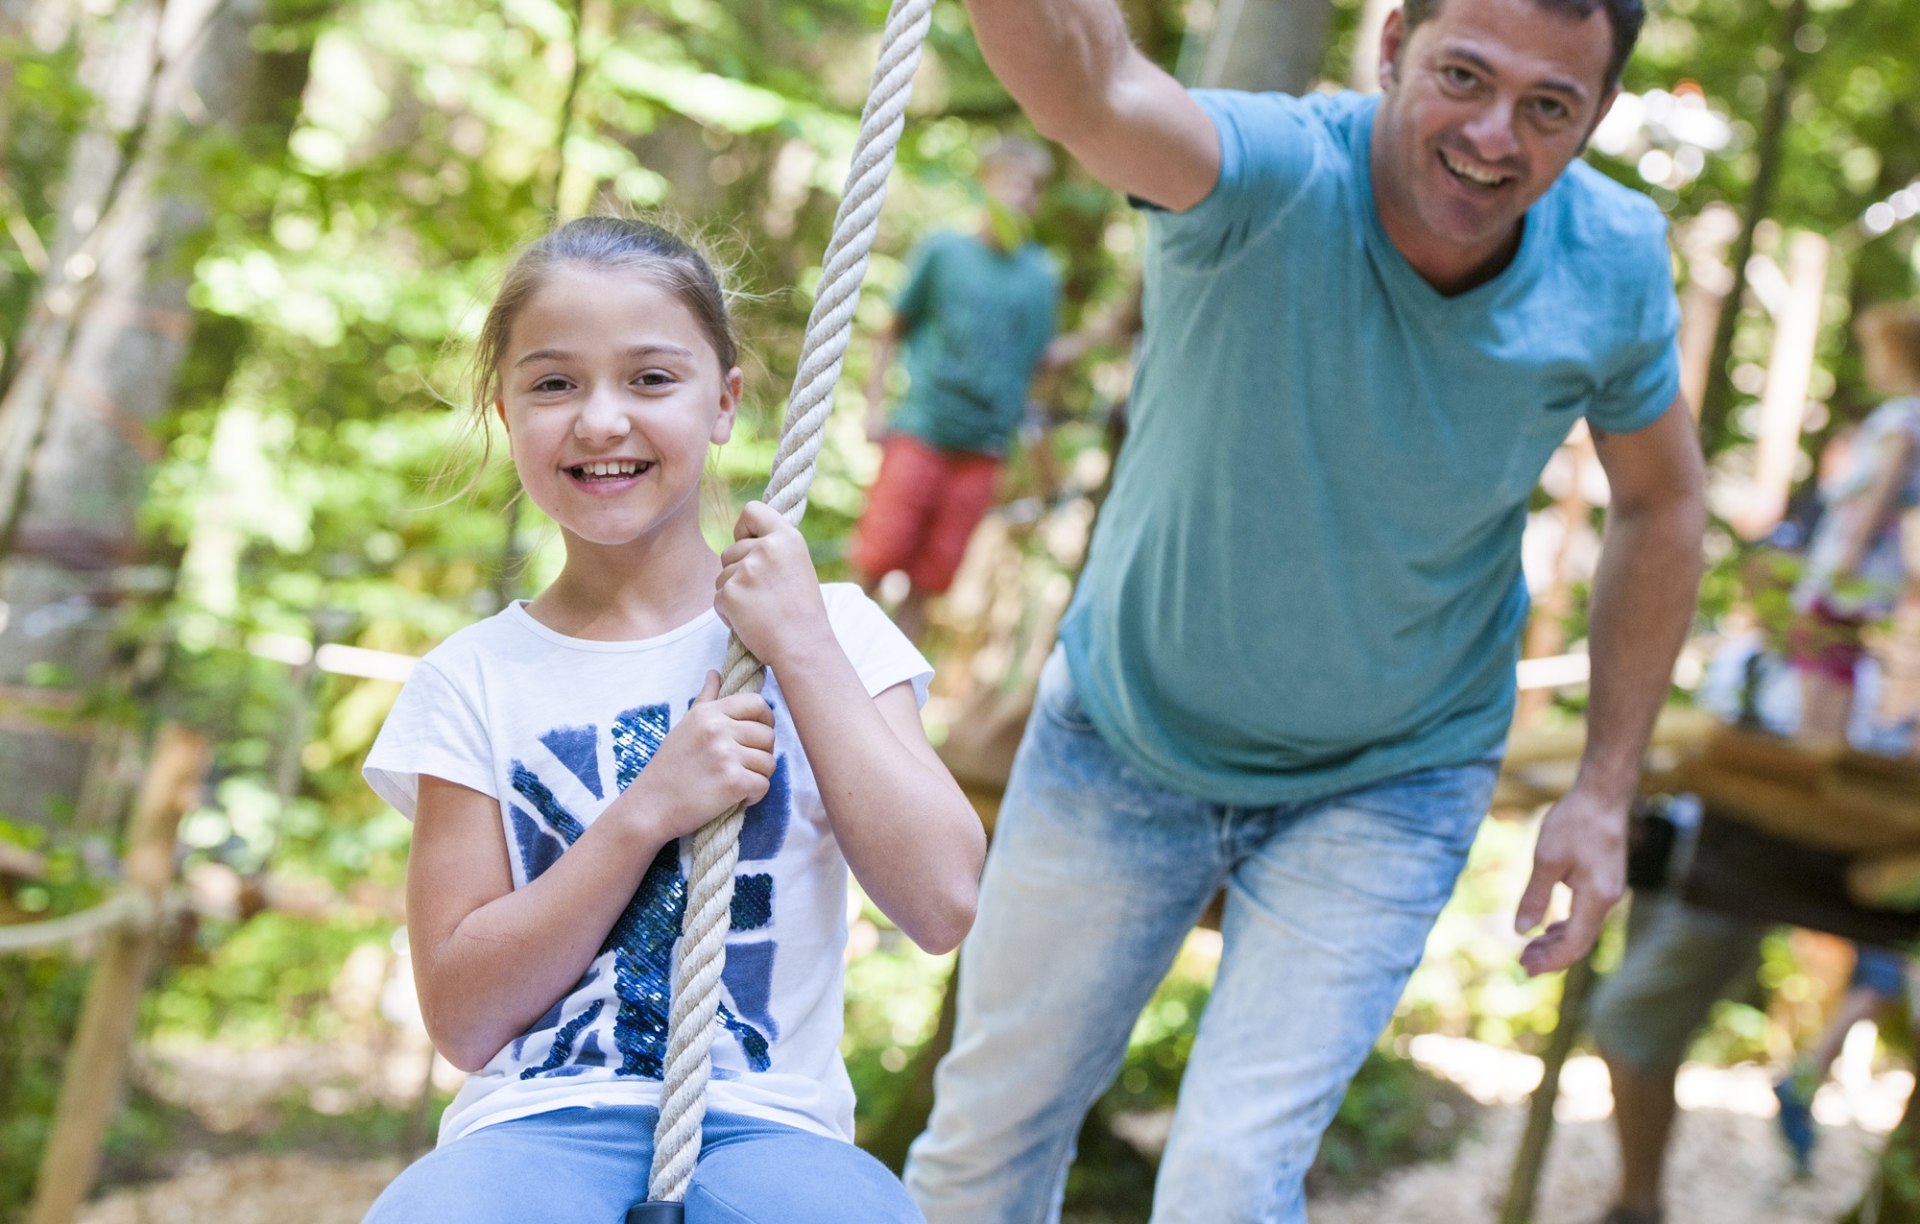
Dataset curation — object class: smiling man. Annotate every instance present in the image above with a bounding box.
[903,0,1706,1221]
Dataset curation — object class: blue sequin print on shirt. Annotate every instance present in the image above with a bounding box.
[505,698,788,1081]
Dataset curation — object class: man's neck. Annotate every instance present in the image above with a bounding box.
[980,200,1029,253]
[978,222,1014,252]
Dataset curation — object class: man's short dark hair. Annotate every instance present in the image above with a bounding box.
[1399,0,1646,93]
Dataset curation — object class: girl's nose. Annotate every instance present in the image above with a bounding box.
[574,386,632,442]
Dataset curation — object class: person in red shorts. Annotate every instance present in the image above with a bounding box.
[853,137,1062,643]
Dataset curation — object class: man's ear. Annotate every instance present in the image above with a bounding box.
[1378,8,1407,89]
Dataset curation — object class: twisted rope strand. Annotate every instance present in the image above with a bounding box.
[646,0,935,1201]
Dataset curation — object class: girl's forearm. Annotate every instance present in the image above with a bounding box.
[773,641,984,954]
[1834,442,1915,579]
[417,808,673,1071]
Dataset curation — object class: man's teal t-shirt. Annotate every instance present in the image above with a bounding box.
[889,231,1060,456]
[1060,89,1683,805]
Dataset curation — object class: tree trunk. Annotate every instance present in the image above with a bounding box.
[0,0,322,830]
[1695,0,1809,450]
[1181,0,1336,94]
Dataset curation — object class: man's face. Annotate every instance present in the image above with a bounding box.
[1374,0,1617,278]
[982,159,1045,220]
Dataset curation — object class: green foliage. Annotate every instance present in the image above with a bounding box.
[0,818,112,1220]
[841,902,951,1131]
[0,955,91,1220]
[1103,973,1212,1113]
[1313,1048,1478,1191]
[146,912,392,1043]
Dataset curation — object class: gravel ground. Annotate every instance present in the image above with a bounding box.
[1311,1036,1900,1224]
[80,1035,1907,1224]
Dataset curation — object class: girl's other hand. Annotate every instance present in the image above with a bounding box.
[716,500,832,669]
[627,670,775,838]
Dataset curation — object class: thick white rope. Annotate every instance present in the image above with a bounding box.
[647,0,936,1201]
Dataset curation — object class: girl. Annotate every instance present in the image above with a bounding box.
[361,217,985,1223]
[1792,302,1920,745]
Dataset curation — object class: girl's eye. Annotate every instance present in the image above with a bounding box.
[636,371,674,388]
[532,376,572,393]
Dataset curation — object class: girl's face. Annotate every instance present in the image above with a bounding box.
[1861,330,1920,397]
[497,265,740,553]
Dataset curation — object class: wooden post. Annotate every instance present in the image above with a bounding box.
[28,724,210,1224]
[1499,951,1600,1224]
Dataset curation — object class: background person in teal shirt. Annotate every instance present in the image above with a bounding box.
[906,0,1708,1220]
[851,138,1061,643]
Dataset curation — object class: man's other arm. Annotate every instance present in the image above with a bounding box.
[963,0,1220,210]
[1515,397,1706,976]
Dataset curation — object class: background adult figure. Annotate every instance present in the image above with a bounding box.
[852,138,1062,644]
[904,0,1708,1220]
[1789,303,1920,745]
[1588,607,1909,1224]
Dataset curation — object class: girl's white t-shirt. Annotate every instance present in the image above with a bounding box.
[363,584,931,1146]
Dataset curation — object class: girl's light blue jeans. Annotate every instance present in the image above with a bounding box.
[363,1105,922,1223]
[904,647,1496,1224]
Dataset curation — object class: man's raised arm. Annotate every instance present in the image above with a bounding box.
[963,0,1221,211]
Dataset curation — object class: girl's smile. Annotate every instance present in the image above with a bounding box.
[563,457,656,497]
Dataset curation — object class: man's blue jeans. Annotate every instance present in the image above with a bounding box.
[904,647,1496,1223]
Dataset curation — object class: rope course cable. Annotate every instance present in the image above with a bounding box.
[643,0,937,1205]
[0,889,154,956]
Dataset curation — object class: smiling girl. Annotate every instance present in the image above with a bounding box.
[360,217,982,1223]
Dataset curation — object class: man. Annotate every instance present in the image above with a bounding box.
[903,0,1706,1220]
[852,138,1061,643]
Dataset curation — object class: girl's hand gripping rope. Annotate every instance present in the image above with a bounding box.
[715,500,834,671]
[623,669,776,839]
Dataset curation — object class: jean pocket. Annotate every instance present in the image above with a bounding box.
[1035,648,1099,734]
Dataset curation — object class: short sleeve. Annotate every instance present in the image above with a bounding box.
[894,236,943,330]
[1586,234,1683,435]
[820,584,933,706]
[362,660,497,820]
[1147,90,1324,269]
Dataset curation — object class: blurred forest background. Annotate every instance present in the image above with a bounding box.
[1,0,1918,1220]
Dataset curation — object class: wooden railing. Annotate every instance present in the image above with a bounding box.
[2,725,210,1224]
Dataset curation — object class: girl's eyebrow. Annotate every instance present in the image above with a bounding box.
[513,343,696,368]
